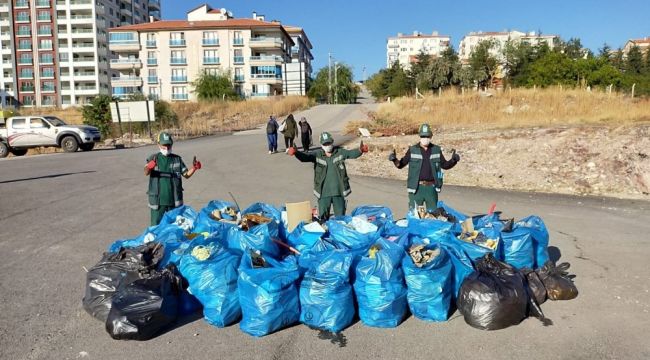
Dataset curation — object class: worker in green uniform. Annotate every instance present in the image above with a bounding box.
[288,132,369,220]
[389,123,460,211]
[144,132,202,226]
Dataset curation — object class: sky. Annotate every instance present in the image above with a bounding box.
[163,0,650,81]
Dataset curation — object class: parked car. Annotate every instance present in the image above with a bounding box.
[0,115,101,158]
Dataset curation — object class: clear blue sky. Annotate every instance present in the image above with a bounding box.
[163,0,650,81]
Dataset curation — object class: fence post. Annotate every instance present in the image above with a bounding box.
[631,83,636,98]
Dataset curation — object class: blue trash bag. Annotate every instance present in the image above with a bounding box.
[437,201,469,222]
[445,228,504,264]
[108,226,158,252]
[227,220,281,258]
[156,227,193,268]
[242,202,282,222]
[178,242,242,327]
[327,217,379,251]
[159,205,198,232]
[514,216,550,268]
[435,236,475,300]
[402,243,454,322]
[287,222,325,253]
[194,200,239,234]
[501,227,535,269]
[238,254,301,337]
[178,290,203,316]
[351,205,393,226]
[380,221,410,250]
[354,238,409,328]
[299,249,355,332]
[406,212,455,241]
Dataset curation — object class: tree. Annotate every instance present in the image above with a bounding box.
[469,39,498,89]
[82,94,114,137]
[598,43,612,61]
[562,38,584,59]
[408,50,433,91]
[387,65,410,97]
[308,63,359,104]
[191,70,238,101]
[626,45,644,74]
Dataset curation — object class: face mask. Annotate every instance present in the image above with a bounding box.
[322,144,333,153]
[420,138,431,147]
[159,147,170,156]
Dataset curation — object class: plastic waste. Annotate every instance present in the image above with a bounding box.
[238,253,300,337]
[105,265,181,340]
[227,220,280,258]
[380,221,410,250]
[515,216,550,268]
[178,242,242,327]
[351,205,393,226]
[501,227,535,269]
[537,261,578,300]
[287,221,325,253]
[402,243,453,321]
[82,243,164,322]
[354,238,408,328]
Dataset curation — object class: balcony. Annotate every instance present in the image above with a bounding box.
[18,58,33,65]
[146,40,156,48]
[149,0,160,8]
[109,39,140,52]
[171,93,188,101]
[16,16,31,23]
[202,38,219,46]
[38,29,52,36]
[18,71,34,78]
[202,57,219,65]
[71,58,95,66]
[233,38,244,46]
[37,15,52,22]
[170,57,186,65]
[147,76,158,84]
[249,55,283,65]
[121,0,132,4]
[251,92,271,97]
[41,71,55,79]
[170,76,187,83]
[249,37,283,49]
[69,14,92,24]
[72,43,95,52]
[110,58,142,70]
[111,76,142,87]
[120,8,132,17]
[37,0,50,7]
[70,28,94,38]
[250,73,282,84]
[40,57,54,64]
[169,39,186,47]
[20,86,35,92]
[233,56,244,64]
[41,85,57,93]
[234,74,244,82]
[96,5,105,15]
[38,44,53,50]
[120,22,131,27]
[0,3,9,13]
[15,0,29,8]
[147,58,157,66]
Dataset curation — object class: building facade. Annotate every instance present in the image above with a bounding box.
[386,31,450,69]
[284,25,312,96]
[108,5,303,101]
[459,30,559,62]
[623,37,650,55]
[0,0,161,108]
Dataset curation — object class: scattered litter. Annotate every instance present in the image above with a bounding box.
[408,244,440,267]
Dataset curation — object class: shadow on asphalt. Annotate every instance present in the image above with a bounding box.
[0,170,96,184]
[548,246,562,263]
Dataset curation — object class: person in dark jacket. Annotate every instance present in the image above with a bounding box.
[389,123,460,211]
[298,116,312,151]
[266,115,279,154]
[282,114,298,152]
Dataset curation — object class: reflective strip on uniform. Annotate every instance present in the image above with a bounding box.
[407,187,417,193]
[411,153,423,159]
[430,153,440,159]
[316,158,327,166]
[313,189,321,199]
[333,155,344,163]
[175,200,183,207]
[343,188,351,197]
[148,203,159,210]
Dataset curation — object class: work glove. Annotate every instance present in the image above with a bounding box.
[388,149,397,162]
[192,156,202,170]
[451,150,460,162]
[287,147,296,156]
[145,158,157,170]
[360,141,369,153]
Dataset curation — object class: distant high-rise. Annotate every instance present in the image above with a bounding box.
[0,0,161,108]
[386,31,451,69]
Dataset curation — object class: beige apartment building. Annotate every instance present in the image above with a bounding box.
[459,30,559,62]
[109,4,306,101]
[623,36,650,55]
[386,31,451,69]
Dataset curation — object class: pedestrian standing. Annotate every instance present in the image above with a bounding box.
[389,123,460,211]
[298,116,312,151]
[282,113,298,152]
[144,132,202,226]
[288,132,369,220]
[266,115,279,154]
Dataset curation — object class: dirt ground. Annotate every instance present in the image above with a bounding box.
[346,124,650,200]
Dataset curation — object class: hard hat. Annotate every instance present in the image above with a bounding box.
[157,132,173,145]
[419,123,433,137]
[319,132,334,145]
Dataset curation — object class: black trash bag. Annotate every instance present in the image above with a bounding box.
[105,265,182,340]
[522,268,547,305]
[538,261,578,301]
[82,243,164,322]
[457,253,531,330]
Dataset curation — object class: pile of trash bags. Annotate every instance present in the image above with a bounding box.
[83,200,578,340]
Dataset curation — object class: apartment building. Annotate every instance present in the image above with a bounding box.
[623,36,650,55]
[284,25,313,96]
[459,30,559,62]
[386,31,451,69]
[0,0,161,108]
[108,4,301,100]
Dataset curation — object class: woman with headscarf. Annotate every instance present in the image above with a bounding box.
[282,113,298,152]
[298,116,313,151]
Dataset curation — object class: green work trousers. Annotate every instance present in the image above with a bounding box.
[318,196,346,220]
[408,184,439,211]
[151,205,175,226]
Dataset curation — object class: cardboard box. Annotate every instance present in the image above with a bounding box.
[286,201,312,232]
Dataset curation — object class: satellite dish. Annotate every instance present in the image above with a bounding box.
[227,11,233,17]
[220,8,227,15]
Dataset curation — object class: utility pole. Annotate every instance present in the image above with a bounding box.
[328,52,332,104]
[334,61,339,104]
[362,66,366,83]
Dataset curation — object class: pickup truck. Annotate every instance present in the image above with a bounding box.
[0,115,101,158]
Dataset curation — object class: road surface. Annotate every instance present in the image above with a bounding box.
[1,96,649,360]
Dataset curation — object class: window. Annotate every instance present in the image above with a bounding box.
[170,32,185,46]
[19,54,33,64]
[17,11,30,22]
[20,81,34,90]
[233,31,243,45]
[234,49,243,63]
[147,69,157,83]
[22,96,35,106]
[171,68,186,82]
[18,39,32,50]
[234,67,243,81]
[30,118,48,128]
[42,81,55,91]
[41,67,55,77]
[203,50,218,64]
[170,50,185,64]
[37,11,51,21]
[17,25,30,36]
[146,33,156,47]
[38,25,52,35]
[42,96,55,105]
[202,31,218,45]
[109,32,136,43]
[40,54,54,64]
[39,39,53,50]
[12,118,27,129]
[148,87,159,100]
[172,86,187,100]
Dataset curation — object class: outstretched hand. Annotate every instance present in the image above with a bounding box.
[287,147,296,156]
[145,158,157,170]
[193,156,202,170]
[451,149,460,162]
[388,149,397,162]
[360,140,369,153]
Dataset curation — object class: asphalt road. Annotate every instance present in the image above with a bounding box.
[1,97,649,360]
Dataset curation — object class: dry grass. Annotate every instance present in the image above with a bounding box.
[346,87,650,136]
[170,96,312,136]
[17,107,84,124]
